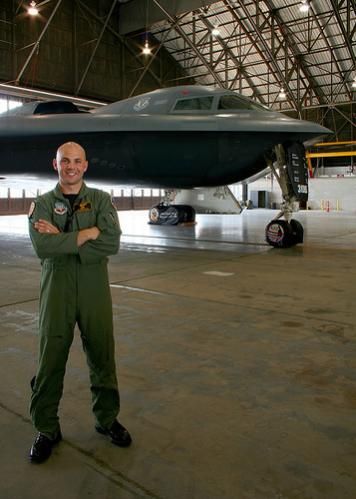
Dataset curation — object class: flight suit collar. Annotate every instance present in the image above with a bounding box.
[53,182,90,203]
[52,183,92,232]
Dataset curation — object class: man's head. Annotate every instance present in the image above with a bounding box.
[53,142,88,193]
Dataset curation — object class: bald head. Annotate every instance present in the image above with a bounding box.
[53,141,88,194]
[56,142,86,162]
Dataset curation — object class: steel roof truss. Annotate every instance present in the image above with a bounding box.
[76,0,163,87]
[330,0,356,67]
[334,106,356,129]
[76,0,118,94]
[222,0,292,106]
[129,13,189,97]
[211,23,240,71]
[15,0,63,84]
[197,10,266,102]
[228,0,300,110]
[308,4,352,101]
[152,0,224,87]
[264,1,325,107]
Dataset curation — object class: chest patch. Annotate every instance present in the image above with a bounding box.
[54,201,68,215]
[74,200,92,213]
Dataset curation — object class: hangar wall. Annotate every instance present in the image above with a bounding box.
[246,177,356,212]
[308,178,356,212]
[0,0,193,102]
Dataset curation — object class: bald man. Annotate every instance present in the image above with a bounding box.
[28,142,131,463]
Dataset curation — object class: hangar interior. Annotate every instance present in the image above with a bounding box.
[0,0,355,209]
[0,1,356,499]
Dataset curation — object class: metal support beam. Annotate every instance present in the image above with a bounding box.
[197,12,266,103]
[210,24,239,73]
[76,0,163,88]
[11,0,17,80]
[76,0,118,94]
[272,3,334,107]
[330,0,356,68]
[308,4,352,101]
[222,0,298,109]
[129,13,188,97]
[333,106,356,128]
[72,1,78,92]
[152,0,225,87]
[15,0,63,84]
[229,0,300,112]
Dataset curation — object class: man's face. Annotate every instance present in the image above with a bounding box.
[53,144,88,191]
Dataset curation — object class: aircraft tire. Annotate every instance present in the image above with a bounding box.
[149,204,195,225]
[290,219,304,244]
[177,205,196,224]
[265,220,294,248]
[149,204,178,225]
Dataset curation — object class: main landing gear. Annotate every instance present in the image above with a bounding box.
[265,142,308,248]
[148,186,242,225]
[148,141,308,249]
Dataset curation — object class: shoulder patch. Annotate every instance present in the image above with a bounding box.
[28,201,36,218]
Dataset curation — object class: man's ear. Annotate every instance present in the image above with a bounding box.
[53,159,58,171]
[83,160,88,172]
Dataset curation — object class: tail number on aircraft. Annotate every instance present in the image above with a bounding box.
[298,184,308,194]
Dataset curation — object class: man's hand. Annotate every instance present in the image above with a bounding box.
[77,227,101,247]
[34,219,60,234]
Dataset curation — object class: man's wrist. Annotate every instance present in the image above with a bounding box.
[77,227,100,247]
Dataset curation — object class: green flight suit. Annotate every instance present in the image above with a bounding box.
[29,182,121,438]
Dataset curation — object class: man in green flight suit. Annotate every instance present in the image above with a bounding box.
[28,141,131,463]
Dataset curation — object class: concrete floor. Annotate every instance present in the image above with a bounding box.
[1,209,356,499]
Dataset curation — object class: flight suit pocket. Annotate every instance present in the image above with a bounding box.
[75,210,97,230]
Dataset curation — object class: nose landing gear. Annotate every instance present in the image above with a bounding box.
[265,142,308,249]
[265,218,304,248]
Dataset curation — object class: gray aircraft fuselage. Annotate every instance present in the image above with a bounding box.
[0,85,331,188]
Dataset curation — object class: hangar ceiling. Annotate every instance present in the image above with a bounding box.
[148,0,355,113]
[0,0,355,136]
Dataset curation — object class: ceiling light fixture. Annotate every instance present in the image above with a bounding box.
[142,40,152,55]
[278,88,286,99]
[28,1,39,16]
[299,0,310,13]
[212,27,220,37]
[142,0,152,55]
[352,76,356,89]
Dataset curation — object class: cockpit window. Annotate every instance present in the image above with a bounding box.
[218,95,267,111]
[173,96,214,111]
